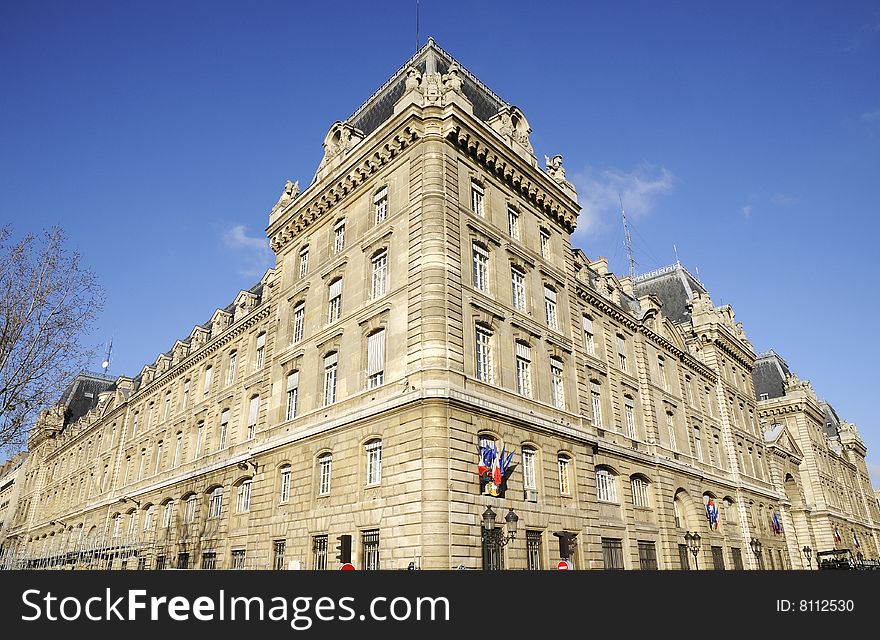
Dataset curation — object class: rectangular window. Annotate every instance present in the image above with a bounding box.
[471,181,484,217]
[362,530,380,570]
[602,538,624,570]
[138,450,146,480]
[328,279,342,323]
[279,468,291,503]
[203,366,212,397]
[550,359,565,409]
[367,329,386,389]
[522,448,537,490]
[273,540,286,571]
[685,376,693,406]
[182,380,190,409]
[155,555,167,571]
[292,303,305,344]
[511,266,526,311]
[195,423,204,458]
[624,397,637,438]
[540,230,550,259]
[693,426,703,462]
[475,326,493,383]
[712,546,726,570]
[507,207,520,240]
[201,552,216,571]
[219,409,229,450]
[557,456,571,495]
[638,541,658,570]
[164,392,172,420]
[227,352,237,385]
[175,552,189,569]
[231,549,246,570]
[526,530,542,570]
[312,535,328,570]
[286,372,299,421]
[246,396,259,440]
[583,316,595,356]
[731,547,743,570]
[254,333,266,370]
[591,382,603,428]
[544,286,558,330]
[713,434,722,467]
[323,353,338,405]
[472,244,489,292]
[298,246,309,278]
[365,440,382,485]
[658,357,668,390]
[374,186,388,225]
[617,335,627,371]
[333,219,345,253]
[371,251,388,299]
[515,342,532,397]
[154,442,163,475]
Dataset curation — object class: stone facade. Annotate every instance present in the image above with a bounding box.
[1,39,877,570]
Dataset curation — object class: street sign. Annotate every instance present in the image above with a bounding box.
[340,562,355,571]
[557,560,571,571]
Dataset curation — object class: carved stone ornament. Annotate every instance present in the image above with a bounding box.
[545,154,566,182]
[272,179,300,213]
[489,106,534,155]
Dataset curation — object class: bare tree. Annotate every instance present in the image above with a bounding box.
[0,226,104,452]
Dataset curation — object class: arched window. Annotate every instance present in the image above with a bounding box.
[318,453,332,496]
[557,454,572,495]
[143,504,155,531]
[279,465,292,503]
[365,439,382,485]
[630,475,650,508]
[162,500,174,529]
[183,493,198,524]
[236,480,252,513]
[596,468,618,503]
[208,487,223,519]
[673,491,689,529]
[112,513,122,538]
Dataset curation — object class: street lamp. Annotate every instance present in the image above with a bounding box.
[481,506,519,547]
[684,531,701,569]
[237,460,258,474]
[49,519,68,528]
[750,537,763,569]
[119,496,141,508]
[802,546,812,569]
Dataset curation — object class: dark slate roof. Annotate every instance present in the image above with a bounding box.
[822,402,841,438]
[633,263,708,325]
[59,372,117,429]
[347,38,508,138]
[752,350,791,401]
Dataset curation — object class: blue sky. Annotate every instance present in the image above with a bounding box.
[1,1,878,484]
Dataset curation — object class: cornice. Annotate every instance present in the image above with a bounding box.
[575,285,639,332]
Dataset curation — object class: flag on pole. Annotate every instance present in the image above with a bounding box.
[706,498,719,530]
[833,526,842,544]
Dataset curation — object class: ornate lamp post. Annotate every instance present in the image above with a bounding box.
[481,506,519,547]
[750,537,763,569]
[802,545,812,569]
[684,531,701,569]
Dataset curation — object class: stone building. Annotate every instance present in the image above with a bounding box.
[2,40,877,570]
[753,350,880,563]
[0,452,28,557]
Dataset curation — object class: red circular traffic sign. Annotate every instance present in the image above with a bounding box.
[557,560,571,571]
[340,563,356,571]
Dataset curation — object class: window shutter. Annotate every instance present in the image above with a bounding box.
[256,333,266,349]
[516,342,531,360]
[286,371,299,391]
[583,316,593,332]
[544,286,556,303]
[373,186,388,202]
[324,353,338,367]
[329,279,343,298]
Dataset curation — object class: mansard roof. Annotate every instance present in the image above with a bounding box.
[58,371,117,430]
[346,37,509,138]
[752,349,791,400]
[633,262,707,325]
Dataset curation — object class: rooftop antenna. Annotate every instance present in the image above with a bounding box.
[673,244,680,267]
[416,0,420,53]
[101,338,113,375]
[619,193,636,280]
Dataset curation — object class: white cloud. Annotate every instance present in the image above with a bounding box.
[222,224,273,277]
[570,164,676,238]
[770,193,799,206]
[741,204,753,218]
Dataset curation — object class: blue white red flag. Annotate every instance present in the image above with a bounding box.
[853,532,860,548]
[706,498,718,530]
[834,526,842,544]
